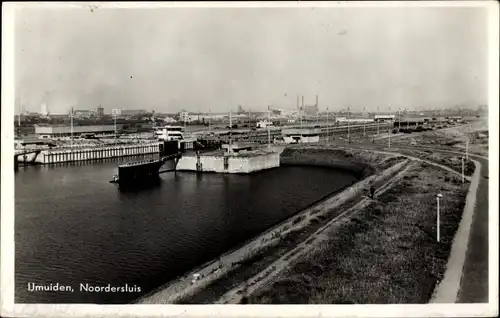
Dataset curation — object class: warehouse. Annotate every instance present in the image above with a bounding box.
[35,125,120,140]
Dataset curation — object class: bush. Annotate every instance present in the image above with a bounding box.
[292,215,305,225]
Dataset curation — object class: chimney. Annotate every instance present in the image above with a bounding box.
[316,95,318,107]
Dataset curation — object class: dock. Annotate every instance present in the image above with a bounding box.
[16,142,161,166]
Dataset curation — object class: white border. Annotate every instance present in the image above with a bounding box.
[2,2,499,318]
[487,0,499,309]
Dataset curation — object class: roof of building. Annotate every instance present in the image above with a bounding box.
[35,125,117,134]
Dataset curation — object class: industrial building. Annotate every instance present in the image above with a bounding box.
[299,95,319,117]
[73,109,96,119]
[96,106,104,117]
[35,125,118,139]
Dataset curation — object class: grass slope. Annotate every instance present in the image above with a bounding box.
[247,162,469,304]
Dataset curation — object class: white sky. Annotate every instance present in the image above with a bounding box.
[14,5,488,114]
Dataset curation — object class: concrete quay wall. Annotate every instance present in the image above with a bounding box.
[176,152,280,174]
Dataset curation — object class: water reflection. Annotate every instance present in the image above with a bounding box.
[117,177,163,193]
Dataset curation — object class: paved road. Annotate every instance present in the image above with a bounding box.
[336,141,489,303]
[456,153,489,303]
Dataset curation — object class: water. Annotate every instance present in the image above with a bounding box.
[14,157,358,303]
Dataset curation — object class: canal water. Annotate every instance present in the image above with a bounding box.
[14,157,358,303]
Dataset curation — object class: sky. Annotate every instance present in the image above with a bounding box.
[14,4,489,114]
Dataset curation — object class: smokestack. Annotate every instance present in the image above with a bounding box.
[316,95,318,107]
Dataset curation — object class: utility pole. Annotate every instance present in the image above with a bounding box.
[377,106,380,135]
[300,95,304,143]
[436,193,443,242]
[229,108,232,149]
[229,80,234,153]
[267,105,271,147]
[398,108,401,131]
[315,94,319,126]
[326,105,329,142]
[70,106,74,147]
[388,106,391,148]
[208,108,211,134]
[347,106,350,142]
[18,104,21,128]
[363,106,366,137]
[152,110,155,139]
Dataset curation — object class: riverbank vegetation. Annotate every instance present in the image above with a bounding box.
[280,146,407,176]
[392,148,475,177]
[390,121,489,157]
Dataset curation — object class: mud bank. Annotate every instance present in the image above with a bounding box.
[137,147,407,304]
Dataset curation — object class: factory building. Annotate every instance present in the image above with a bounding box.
[297,95,319,117]
[96,106,104,117]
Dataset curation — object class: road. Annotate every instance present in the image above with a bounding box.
[456,152,489,303]
[337,139,489,303]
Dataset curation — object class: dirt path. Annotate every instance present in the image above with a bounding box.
[215,161,414,304]
[337,145,472,182]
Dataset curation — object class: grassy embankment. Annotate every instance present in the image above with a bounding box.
[281,145,407,174]
[174,147,407,304]
[391,148,475,177]
[247,161,470,304]
[390,122,489,157]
